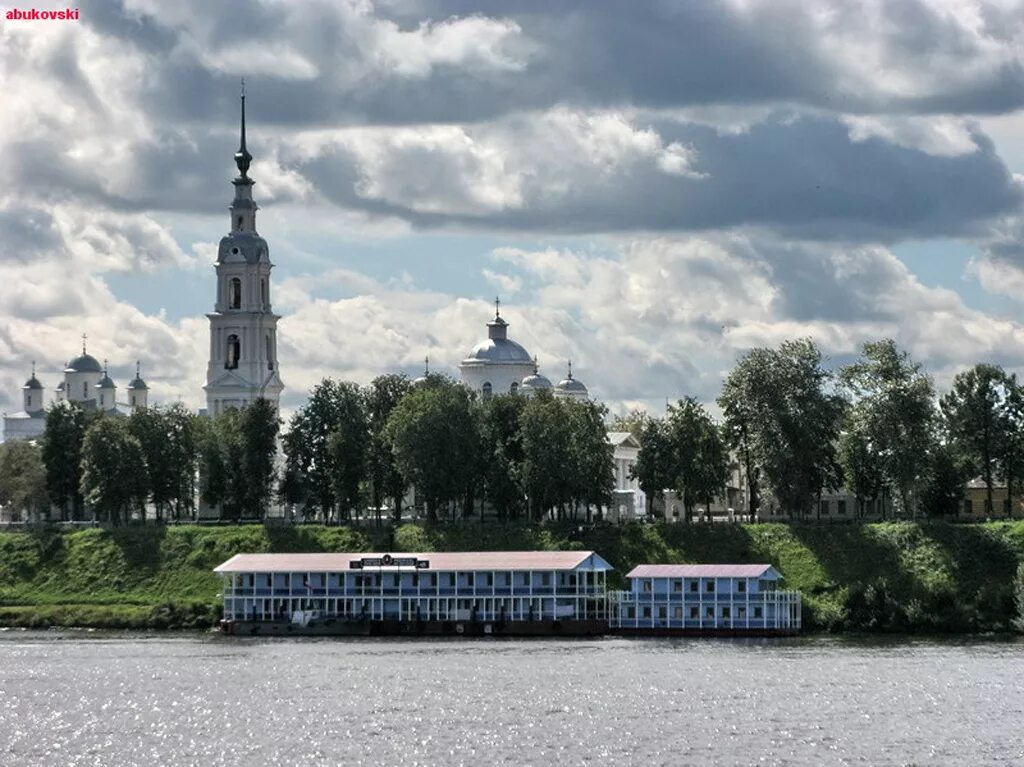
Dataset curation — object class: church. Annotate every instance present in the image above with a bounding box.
[2,342,150,441]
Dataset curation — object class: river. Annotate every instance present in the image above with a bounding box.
[0,633,1021,766]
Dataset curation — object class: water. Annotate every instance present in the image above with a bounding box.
[0,633,1021,766]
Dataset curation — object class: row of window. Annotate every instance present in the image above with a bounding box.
[627,605,764,620]
[235,571,596,589]
[640,579,776,594]
[481,382,518,398]
[224,333,275,371]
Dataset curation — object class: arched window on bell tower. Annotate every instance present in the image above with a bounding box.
[226,334,240,369]
[261,278,267,307]
[229,278,242,309]
[266,334,274,370]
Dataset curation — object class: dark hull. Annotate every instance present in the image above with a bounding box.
[611,626,800,638]
[221,618,606,637]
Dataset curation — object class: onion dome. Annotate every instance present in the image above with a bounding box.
[555,360,588,396]
[520,357,553,393]
[127,361,149,391]
[23,363,43,390]
[96,360,116,390]
[66,334,103,373]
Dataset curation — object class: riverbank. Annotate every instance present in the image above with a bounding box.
[0,521,1022,632]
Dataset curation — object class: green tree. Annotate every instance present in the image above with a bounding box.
[128,404,201,522]
[610,408,651,440]
[325,384,369,521]
[283,380,363,521]
[365,374,412,522]
[720,339,845,518]
[998,375,1024,518]
[919,441,970,517]
[238,398,280,519]
[79,417,149,525]
[566,399,616,520]
[478,394,527,520]
[520,392,573,520]
[41,402,97,520]
[0,441,49,522]
[837,422,884,518]
[665,397,728,521]
[385,378,478,521]
[633,417,674,519]
[940,364,1008,515]
[839,340,936,517]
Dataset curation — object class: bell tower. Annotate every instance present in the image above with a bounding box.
[203,82,284,416]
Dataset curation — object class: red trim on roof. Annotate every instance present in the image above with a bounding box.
[214,551,610,573]
[626,564,775,579]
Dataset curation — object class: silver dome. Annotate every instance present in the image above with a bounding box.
[218,231,269,265]
[555,377,588,394]
[23,375,43,390]
[520,372,553,390]
[463,338,533,364]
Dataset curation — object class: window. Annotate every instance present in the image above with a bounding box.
[837,500,847,516]
[642,606,651,618]
[485,573,493,587]
[226,335,240,369]
[754,607,763,619]
[689,607,698,619]
[266,335,274,370]
[674,606,683,619]
[541,572,550,586]
[963,499,973,515]
[482,382,492,399]
[131,394,136,406]
[466,573,475,587]
[688,580,698,593]
[657,606,666,619]
[738,607,747,619]
[627,607,635,619]
[643,580,652,593]
[673,580,682,592]
[737,581,746,593]
[510,382,518,395]
[261,278,267,305]
[705,606,714,619]
[229,278,242,309]
[236,215,243,230]
[820,500,830,515]
[412,573,419,587]
[705,580,715,593]
[83,381,88,398]
[721,607,731,619]
[392,574,400,588]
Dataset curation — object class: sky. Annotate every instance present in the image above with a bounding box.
[2,0,1024,420]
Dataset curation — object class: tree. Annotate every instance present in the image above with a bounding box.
[633,417,675,519]
[478,394,527,520]
[610,409,651,440]
[0,441,49,522]
[238,398,280,519]
[41,402,97,521]
[1013,563,1024,634]
[282,380,365,521]
[325,385,369,521]
[79,417,149,525]
[128,404,201,522]
[720,340,845,518]
[919,441,970,518]
[839,340,936,517]
[385,378,478,521]
[665,398,728,521]
[718,365,763,518]
[837,422,884,519]
[566,399,616,520]
[940,364,1009,516]
[998,375,1024,518]
[520,392,574,520]
[365,374,412,522]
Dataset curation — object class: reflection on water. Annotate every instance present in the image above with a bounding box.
[0,632,1022,766]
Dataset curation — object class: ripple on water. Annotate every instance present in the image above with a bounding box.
[0,635,1022,766]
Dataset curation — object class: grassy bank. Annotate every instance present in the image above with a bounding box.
[1,521,1022,632]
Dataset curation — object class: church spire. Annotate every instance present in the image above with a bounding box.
[233,78,253,184]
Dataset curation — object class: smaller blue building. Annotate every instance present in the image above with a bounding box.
[609,564,801,635]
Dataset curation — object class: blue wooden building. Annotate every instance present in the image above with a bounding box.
[215,550,614,636]
[609,564,801,635]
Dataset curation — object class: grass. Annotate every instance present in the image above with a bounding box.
[0,521,1022,632]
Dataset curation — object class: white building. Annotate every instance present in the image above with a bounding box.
[457,299,588,402]
[606,431,645,523]
[203,88,284,417]
[2,347,151,442]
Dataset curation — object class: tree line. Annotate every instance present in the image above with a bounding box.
[619,338,1024,519]
[0,375,615,525]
